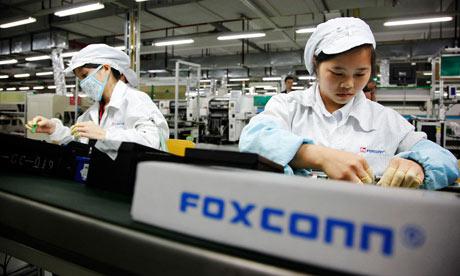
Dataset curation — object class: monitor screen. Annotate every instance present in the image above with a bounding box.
[389,63,416,85]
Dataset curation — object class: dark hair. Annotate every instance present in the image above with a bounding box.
[284,75,294,83]
[313,44,376,79]
[80,63,122,80]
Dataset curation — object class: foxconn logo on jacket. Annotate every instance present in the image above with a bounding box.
[360,147,385,154]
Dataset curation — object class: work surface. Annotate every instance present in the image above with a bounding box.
[0,170,336,276]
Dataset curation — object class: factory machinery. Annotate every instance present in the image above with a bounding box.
[184,95,257,144]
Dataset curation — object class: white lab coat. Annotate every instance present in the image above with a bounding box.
[49,81,169,149]
[242,83,426,177]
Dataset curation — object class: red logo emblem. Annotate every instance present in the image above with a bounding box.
[360,147,367,153]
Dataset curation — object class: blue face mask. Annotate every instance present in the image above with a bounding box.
[79,64,110,102]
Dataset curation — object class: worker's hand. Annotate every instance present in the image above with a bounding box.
[25,116,56,134]
[318,147,374,184]
[70,121,106,140]
[377,157,424,189]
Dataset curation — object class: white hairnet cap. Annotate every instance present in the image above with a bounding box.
[304,17,376,75]
[64,44,139,87]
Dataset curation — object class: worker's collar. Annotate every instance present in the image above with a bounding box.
[105,80,127,110]
[301,83,377,131]
[314,84,354,122]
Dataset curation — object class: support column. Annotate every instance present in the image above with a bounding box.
[51,48,66,96]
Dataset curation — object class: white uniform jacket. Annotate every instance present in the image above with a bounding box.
[239,83,460,189]
[49,81,169,149]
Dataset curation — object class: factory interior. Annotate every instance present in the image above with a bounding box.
[0,0,459,275]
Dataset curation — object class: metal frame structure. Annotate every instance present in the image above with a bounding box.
[174,60,201,139]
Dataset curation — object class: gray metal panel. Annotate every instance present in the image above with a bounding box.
[11,35,31,54]
[228,68,249,77]
[0,190,309,276]
[0,39,10,55]
[270,51,302,66]
[245,53,271,68]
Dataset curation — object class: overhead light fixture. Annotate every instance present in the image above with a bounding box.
[296,27,316,33]
[0,75,8,79]
[19,87,29,90]
[298,76,316,80]
[200,79,211,83]
[0,17,36,29]
[36,71,54,76]
[33,86,45,90]
[0,59,18,65]
[6,87,17,91]
[135,0,149,2]
[0,88,3,91]
[61,52,78,58]
[217,32,266,40]
[26,55,50,61]
[423,72,432,76]
[14,73,30,78]
[66,84,76,88]
[148,69,168,73]
[384,16,452,26]
[48,85,56,89]
[255,85,277,89]
[55,2,104,17]
[229,78,250,81]
[154,39,194,46]
[262,77,281,81]
[292,86,305,89]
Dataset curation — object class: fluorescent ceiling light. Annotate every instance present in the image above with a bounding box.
[200,80,211,83]
[19,87,29,90]
[255,86,277,90]
[55,2,104,17]
[7,87,17,91]
[66,85,76,88]
[26,55,50,61]
[0,75,8,79]
[217,32,265,40]
[36,71,54,76]
[384,16,452,26]
[48,85,56,89]
[292,86,305,89]
[135,0,149,2]
[0,59,18,65]
[148,69,168,73]
[296,27,316,33]
[154,39,194,46]
[14,73,30,78]
[298,76,316,80]
[33,86,45,90]
[262,77,281,81]
[0,88,3,91]
[61,52,78,57]
[0,17,36,29]
[423,72,432,76]
[229,78,250,81]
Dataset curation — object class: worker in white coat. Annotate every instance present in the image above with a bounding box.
[239,17,459,190]
[26,44,168,150]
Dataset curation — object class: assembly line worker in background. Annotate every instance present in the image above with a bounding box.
[26,44,169,150]
[239,17,459,190]
[363,79,377,101]
[281,76,294,93]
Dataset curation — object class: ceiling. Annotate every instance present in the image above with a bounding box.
[0,0,458,89]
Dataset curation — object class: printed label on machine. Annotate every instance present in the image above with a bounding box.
[131,161,460,276]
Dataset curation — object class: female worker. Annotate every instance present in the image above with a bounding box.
[26,44,168,149]
[239,17,459,189]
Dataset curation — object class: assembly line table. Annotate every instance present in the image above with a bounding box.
[0,171,342,276]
